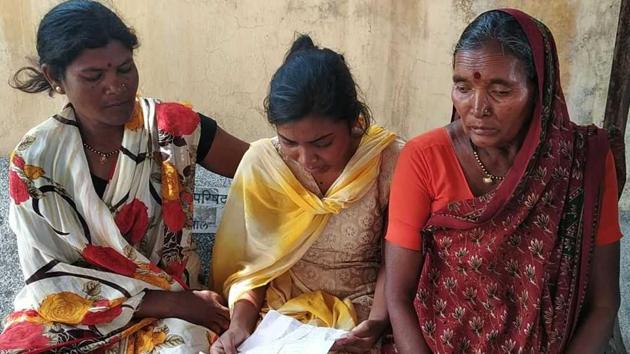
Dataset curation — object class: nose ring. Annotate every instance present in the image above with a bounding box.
[482,107,491,116]
[121,83,127,89]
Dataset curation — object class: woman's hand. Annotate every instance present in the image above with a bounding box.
[331,319,387,353]
[565,242,620,354]
[210,287,266,354]
[180,290,231,333]
[210,325,251,354]
[385,242,432,354]
[135,290,230,334]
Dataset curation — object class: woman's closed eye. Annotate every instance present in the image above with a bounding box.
[454,83,471,94]
[118,62,134,74]
[280,139,297,147]
[313,139,332,148]
[491,89,511,97]
[82,73,103,82]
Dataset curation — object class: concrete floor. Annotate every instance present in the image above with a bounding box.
[0,158,628,348]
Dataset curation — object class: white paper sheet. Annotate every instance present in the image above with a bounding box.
[238,310,349,354]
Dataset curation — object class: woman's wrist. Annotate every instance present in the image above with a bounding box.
[367,310,389,327]
[137,290,188,320]
[229,310,256,335]
[136,290,169,319]
[368,318,388,336]
[228,319,253,336]
[230,298,263,334]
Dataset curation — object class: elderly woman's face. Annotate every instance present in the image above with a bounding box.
[452,41,535,149]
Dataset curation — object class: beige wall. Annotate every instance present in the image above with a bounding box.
[0,0,623,175]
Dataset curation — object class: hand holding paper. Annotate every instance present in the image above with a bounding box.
[236,310,349,354]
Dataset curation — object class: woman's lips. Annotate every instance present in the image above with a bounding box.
[105,98,134,108]
[305,166,323,173]
[469,126,498,136]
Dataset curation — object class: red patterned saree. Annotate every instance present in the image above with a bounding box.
[415,9,610,354]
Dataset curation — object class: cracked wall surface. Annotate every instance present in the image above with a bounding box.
[0,0,626,200]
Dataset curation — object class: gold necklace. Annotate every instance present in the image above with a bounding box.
[470,142,504,184]
[83,142,119,164]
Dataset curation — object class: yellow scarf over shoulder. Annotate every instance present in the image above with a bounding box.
[212,125,395,329]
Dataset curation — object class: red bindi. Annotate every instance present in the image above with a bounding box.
[474,72,481,80]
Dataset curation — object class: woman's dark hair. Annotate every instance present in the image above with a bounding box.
[264,34,371,133]
[10,0,138,96]
[454,10,535,81]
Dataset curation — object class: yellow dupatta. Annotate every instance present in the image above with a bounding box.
[211,125,395,329]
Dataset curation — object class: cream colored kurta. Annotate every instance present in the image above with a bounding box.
[274,137,403,322]
[212,125,402,335]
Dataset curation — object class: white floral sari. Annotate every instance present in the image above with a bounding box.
[0,97,212,353]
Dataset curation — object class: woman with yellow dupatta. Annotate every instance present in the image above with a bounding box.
[211,35,403,353]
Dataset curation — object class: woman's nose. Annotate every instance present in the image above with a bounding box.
[472,92,491,118]
[104,75,127,95]
[297,147,317,166]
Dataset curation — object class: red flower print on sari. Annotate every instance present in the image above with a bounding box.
[5,309,39,323]
[163,200,186,233]
[156,102,199,136]
[4,309,46,326]
[11,153,25,169]
[81,305,123,325]
[0,321,49,350]
[115,198,149,245]
[145,262,164,274]
[9,170,29,205]
[82,245,138,277]
[164,259,186,279]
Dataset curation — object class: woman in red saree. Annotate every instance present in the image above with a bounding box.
[385,9,621,354]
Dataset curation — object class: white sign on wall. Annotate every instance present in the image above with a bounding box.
[192,187,229,234]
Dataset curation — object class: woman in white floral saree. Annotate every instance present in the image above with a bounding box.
[0,1,248,353]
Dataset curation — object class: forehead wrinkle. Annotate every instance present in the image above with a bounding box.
[454,51,527,84]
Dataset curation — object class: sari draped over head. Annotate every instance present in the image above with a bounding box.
[212,125,396,330]
[0,97,212,353]
[414,9,610,354]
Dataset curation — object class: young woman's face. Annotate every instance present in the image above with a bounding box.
[54,40,139,127]
[276,114,357,175]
